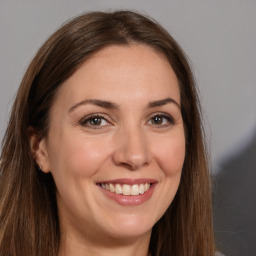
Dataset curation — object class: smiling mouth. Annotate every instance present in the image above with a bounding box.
[98,183,151,196]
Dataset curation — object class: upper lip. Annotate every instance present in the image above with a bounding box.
[97,178,157,185]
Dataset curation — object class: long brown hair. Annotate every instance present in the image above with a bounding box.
[0,11,215,256]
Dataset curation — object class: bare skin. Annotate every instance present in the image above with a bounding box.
[30,44,185,256]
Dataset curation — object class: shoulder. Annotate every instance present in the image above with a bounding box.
[215,251,225,256]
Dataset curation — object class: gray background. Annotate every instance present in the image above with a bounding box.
[1,1,255,255]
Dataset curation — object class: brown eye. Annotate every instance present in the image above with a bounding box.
[89,117,103,126]
[148,114,174,126]
[79,115,110,128]
[151,115,164,125]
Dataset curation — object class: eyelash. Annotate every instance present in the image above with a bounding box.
[79,113,111,129]
[147,113,175,127]
[79,113,175,129]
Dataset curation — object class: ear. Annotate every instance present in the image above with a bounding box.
[28,127,51,173]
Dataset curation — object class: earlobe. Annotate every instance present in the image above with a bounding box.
[28,127,51,173]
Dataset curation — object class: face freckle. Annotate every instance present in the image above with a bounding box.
[40,44,185,242]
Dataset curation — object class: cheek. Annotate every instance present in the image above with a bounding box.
[153,133,186,176]
[47,134,113,212]
[48,132,112,179]
[149,131,185,221]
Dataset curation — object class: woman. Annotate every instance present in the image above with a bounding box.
[0,11,215,255]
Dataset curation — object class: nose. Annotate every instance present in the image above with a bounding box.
[112,126,151,170]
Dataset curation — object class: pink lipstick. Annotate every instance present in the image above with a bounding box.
[97,179,157,206]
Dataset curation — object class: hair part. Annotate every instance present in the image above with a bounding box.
[0,10,215,256]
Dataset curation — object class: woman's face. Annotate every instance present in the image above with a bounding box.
[37,44,185,241]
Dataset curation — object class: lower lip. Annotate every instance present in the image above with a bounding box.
[98,183,156,206]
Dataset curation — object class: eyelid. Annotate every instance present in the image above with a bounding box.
[78,112,175,129]
[79,113,113,127]
[147,112,176,125]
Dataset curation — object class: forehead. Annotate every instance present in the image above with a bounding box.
[54,44,180,109]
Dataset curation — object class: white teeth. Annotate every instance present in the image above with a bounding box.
[122,184,131,195]
[109,183,115,192]
[139,184,145,194]
[100,183,151,195]
[115,184,122,194]
[131,184,139,195]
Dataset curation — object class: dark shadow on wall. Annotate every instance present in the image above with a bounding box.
[213,129,256,256]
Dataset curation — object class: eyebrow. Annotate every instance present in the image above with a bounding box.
[68,97,180,113]
[147,98,181,109]
[68,99,119,113]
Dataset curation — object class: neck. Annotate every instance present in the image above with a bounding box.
[58,228,151,256]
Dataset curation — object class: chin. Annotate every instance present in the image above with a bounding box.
[101,214,155,240]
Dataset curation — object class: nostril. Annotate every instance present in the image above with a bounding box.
[117,157,150,170]
[118,161,139,170]
[112,132,151,169]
